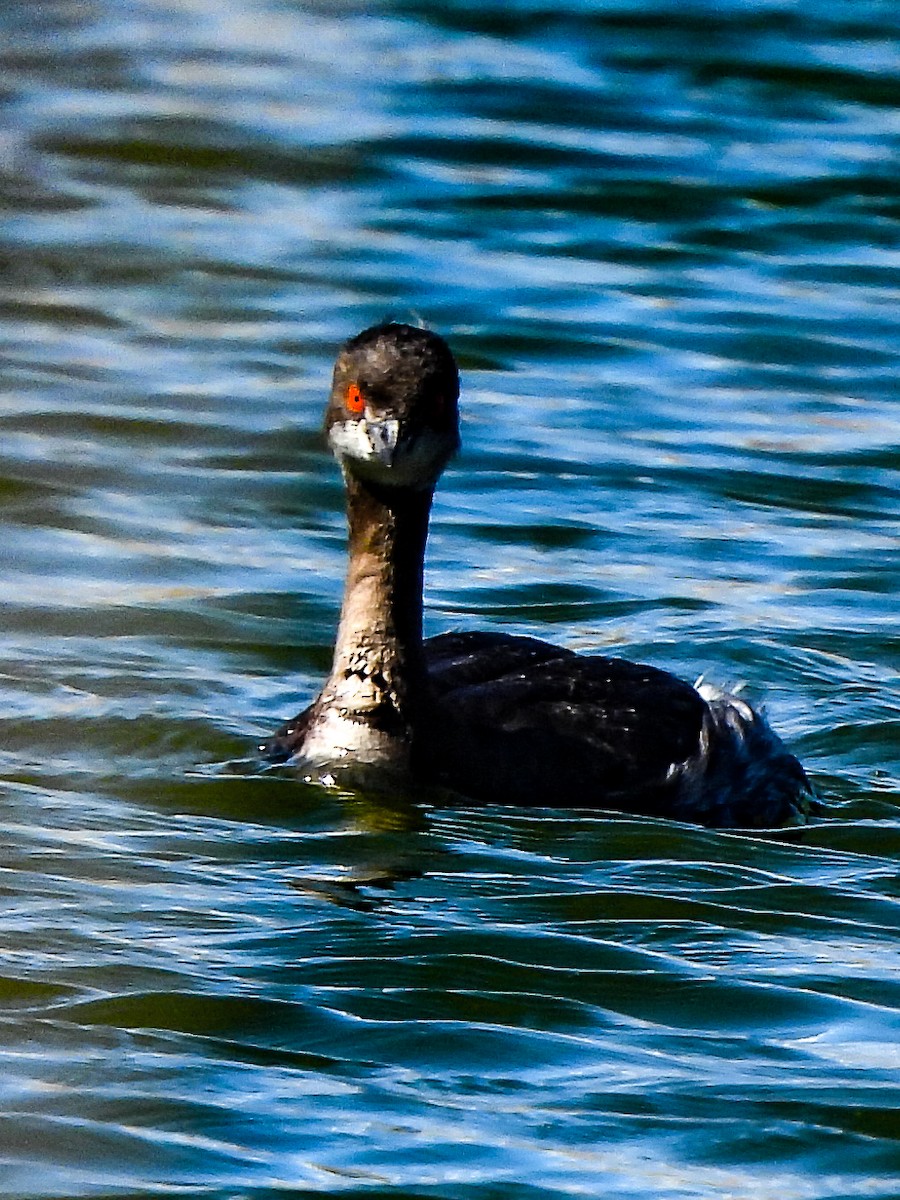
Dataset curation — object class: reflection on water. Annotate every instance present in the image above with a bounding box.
[0,0,898,1196]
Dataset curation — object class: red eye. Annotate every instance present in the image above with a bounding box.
[346,383,365,415]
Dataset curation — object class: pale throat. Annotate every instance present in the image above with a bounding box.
[298,473,432,768]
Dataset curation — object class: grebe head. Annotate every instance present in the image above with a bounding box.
[325,323,460,491]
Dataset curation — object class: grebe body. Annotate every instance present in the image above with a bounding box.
[261,324,814,828]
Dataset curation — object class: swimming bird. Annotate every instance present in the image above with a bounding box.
[260,323,815,827]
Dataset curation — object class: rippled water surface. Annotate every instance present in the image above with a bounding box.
[1,0,898,1196]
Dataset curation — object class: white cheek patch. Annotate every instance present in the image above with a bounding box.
[328,418,390,466]
[329,420,452,489]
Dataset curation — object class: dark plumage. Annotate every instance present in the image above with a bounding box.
[260,324,816,828]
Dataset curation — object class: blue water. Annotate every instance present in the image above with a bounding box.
[0,0,898,1196]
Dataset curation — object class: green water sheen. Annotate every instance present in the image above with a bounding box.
[0,0,898,1196]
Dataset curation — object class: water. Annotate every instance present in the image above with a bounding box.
[1,0,898,1195]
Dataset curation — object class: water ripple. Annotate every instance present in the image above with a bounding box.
[0,0,898,1195]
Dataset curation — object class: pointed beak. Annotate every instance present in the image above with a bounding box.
[365,417,401,467]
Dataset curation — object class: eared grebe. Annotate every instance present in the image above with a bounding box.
[260,323,815,827]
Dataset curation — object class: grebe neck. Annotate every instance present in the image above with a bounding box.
[299,473,433,771]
